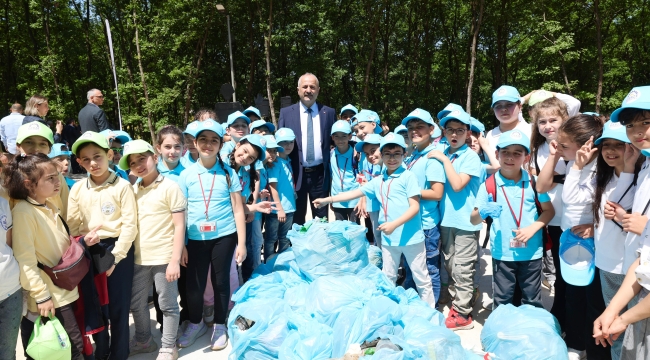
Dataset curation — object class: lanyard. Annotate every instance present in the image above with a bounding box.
[239,168,247,190]
[449,153,459,164]
[335,155,348,190]
[500,182,525,228]
[406,152,423,170]
[198,172,217,220]
[379,177,395,222]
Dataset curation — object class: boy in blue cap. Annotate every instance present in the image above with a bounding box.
[402,108,446,307]
[471,130,554,309]
[485,85,532,155]
[313,133,434,305]
[243,106,262,121]
[428,109,483,329]
[355,134,384,246]
[329,120,360,221]
[220,111,251,160]
[100,129,132,181]
[339,104,358,122]
[250,120,275,136]
[351,109,382,140]
[49,143,77,189]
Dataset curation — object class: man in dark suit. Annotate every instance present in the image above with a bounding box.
[279,73,336,225]
[78,88,111,133]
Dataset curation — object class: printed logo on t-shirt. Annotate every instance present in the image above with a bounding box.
[625,89,640,104]
[101,202,116,215]
[0,215,8,230]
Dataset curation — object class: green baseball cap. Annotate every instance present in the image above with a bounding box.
[16,122,54,145]
[119,139,155,170]
[72,131,110,155]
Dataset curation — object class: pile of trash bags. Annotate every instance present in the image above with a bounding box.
[481,304,568,360]
[227,219,482,360]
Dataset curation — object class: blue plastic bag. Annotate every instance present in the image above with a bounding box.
[278,314,334,360]
[481,304,568,360]
[368,245,383,269]
[305,275,376,326]
[228,299,291,359]
[402,317,471,359]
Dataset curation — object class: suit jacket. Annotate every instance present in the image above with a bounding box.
[278,102,336,192]
[78,103,110,133]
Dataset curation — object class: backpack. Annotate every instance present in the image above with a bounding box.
[485,173,553,251]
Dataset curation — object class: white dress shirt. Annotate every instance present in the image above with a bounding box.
[300,102,323,167]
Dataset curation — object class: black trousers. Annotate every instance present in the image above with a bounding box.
[548,225,567,331]
[293,165,328,225]
[564,267,610,359]
[492,258,543,309]
[21,303,84,360]
[185,233,238,325]
[333,207,358,222]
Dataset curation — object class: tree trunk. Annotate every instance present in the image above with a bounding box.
[133,9,156,144]
[183,5,214,127]
[466,0,484,113]
[363,11,379,108]
[43,1,61,100]
[594,0,603,113]
[263,0,276,125]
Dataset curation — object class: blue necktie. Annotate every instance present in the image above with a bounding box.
[306,107,315,163]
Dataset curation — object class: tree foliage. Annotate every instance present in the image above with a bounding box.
[1,0,648,137]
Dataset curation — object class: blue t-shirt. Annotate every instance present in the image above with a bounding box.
[478,154,490,184]
[110,165,129,181]
[178,161,241,240]
[220,140,236,162]
[237,165,252,200]
[330,146,359,209]
[359,165,424,246]
[65,177,76,189]
[405,143,446,229]
[254,167,268,221]
[157,158,186,184]
[440,144,483,231]
[180,151,197,168]
[268,157,296,214]
[474,171,550,261]
[431,137,449,152]
[362,157,382,212]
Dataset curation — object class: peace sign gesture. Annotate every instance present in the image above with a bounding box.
[574,136,598,170]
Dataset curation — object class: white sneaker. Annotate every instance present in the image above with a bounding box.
[567,348,586,360]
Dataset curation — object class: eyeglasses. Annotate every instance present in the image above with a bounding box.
[110,147,123,154]
[59,146,69,151]
[381,152,404,159]
[444,128,467,135]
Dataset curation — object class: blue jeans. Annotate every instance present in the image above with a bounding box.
[243,217,264,281]
[0,289,22,360]
[424,227,441,308]
[264,212,294,260]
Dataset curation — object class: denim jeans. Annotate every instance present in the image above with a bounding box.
[243,217,264,281]
[264,212,294,260]
[424,226,441,308]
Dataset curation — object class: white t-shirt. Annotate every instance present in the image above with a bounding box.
[535,142,567,227]
[0,197,19,300]
[626,158,650,273]
[485,121,532,156]
[561,159,597,231]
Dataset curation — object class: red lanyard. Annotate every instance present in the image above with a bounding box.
[500,182,525,228]
[406,152,423,170]
[449,153,459,164]
[379,177,395,222]
[336,155,348,190]
[198,172,217,220]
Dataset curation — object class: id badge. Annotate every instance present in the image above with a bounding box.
[199,221,216,233]
[509,228,526,249]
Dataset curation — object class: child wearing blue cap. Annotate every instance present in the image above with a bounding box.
[485,85,532,156]
[264,128,297,260]
[220,111,251,161]
[313,133,435,305]
[181,121,201,168]
[250,120,275,136]
[537,114,607,359]
[355,134,384,246]
[339,104,358,122]
[467,119,499,183]
[471,130,555,310]
[100,129,132,182]
[427,109,483,330]
[351,110,382,140]
[155,125,186,183]
[402,108,446,307]
[242,106,262,121]
[49,143,77,189]
[329,120,360,221]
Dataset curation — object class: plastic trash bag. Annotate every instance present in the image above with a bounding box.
[278,314,333,360]
[289,220,369,280]
[26,315,71,360]
[368,245,383,269]
[402,317,471,359]
[481,304,568,360]
[228,299,291,360]
[356,264,396,297]
[305,275,376,326]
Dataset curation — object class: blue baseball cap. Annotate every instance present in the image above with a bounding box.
[354,133,382,152]
[263,135,284,153]
[352,109,382,134]
[582,112,601,117]
[240,134,267,161]
[331,120,352,135]
[100,129,132,144]
[437,103,464,120]
[184,121,200,137]
[379,132,407,151]
[250,120,275,134]
[243,106,262,119]
[227,111,251,126]
[440,109,471,128]
[195,119,225,138]
[492,85,521,107]
[595,121,630,145]
[497,129,530,153]
[610,86,650,123]
[49,143,71,158]
[470,117,485,133]
[340,104,358,116]
[275,128,296,143]
[559,229,595,286]
[394,124,407,134]
[401,108,442,138]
